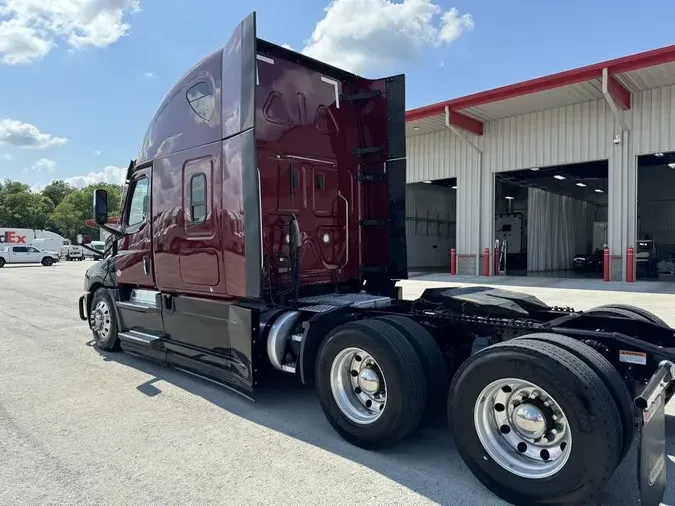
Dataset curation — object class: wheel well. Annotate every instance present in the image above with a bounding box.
[298,308,357,387]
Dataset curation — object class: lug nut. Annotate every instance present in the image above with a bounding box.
[529,391,539,399]
[550,429,558,436]
[552,412,560,421]
[543,401,550,407]
[555,423,564,432]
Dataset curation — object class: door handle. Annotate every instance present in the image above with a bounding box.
[143,256,150,276]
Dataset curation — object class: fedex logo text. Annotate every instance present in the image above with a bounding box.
[0,231,27,244]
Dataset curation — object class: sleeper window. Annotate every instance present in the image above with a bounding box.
[187,82,214,122]
[190,173,207,223]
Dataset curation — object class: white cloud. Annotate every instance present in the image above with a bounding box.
[31,164,126,193]
[93,149,102,156]
[25,157,56,172]
[281,43,292,50]
[0,119,68,148]
[144,71,156,79]
[0,0,141,64]
[0,152,12,160]
[64,165,125,188]
[301,0,473,75]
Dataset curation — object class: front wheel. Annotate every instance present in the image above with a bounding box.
[42,257,54,266]
[449,339,623,505]
[315,319,427,449]
[0,258,5,267]
[89,289,120,351]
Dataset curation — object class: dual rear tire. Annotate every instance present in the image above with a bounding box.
[449,334,631,506]
[316,321,632,506]
[314,316,448,449]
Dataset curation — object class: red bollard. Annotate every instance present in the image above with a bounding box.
[603,247,610,282]
[494,247,499,276]
[483,248,490,276]
[450,248,456,275]
[626,247,634,282]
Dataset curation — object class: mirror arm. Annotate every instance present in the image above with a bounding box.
[100,223,124,239]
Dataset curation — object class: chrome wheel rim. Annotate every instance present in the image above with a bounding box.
[330,347,387,425]
[90,300,111,341]
[474,378,572,479]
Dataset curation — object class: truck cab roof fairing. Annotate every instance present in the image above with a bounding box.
[136,47,224,165]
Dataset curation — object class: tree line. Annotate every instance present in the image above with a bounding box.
[0,179,123,241]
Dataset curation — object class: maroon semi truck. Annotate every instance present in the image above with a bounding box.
[78,12,675,506]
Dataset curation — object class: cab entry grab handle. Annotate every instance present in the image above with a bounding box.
[337,191,349,271]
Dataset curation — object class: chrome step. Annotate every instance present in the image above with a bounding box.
[119,330,165,351]
[291,333,304,342]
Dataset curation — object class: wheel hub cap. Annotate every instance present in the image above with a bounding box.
[358,368,380,394]
[474,378,572,479]
[330,347,387,425]
[512,404,547,440]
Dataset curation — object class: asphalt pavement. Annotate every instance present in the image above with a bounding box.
[0,261,673,505]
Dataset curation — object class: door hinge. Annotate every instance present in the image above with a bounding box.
[353,146,384,157]
[341,90,381,103]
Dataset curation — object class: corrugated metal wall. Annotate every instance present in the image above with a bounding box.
[406,84,675,277]
[405,183,456,268]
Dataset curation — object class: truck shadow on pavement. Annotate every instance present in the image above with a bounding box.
[88,342,672,506]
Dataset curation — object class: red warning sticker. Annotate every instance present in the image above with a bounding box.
[619,350,647,366]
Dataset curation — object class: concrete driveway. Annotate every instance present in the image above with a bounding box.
[0,261,673,505]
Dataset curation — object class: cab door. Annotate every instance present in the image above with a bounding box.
[26,246,42,262]
[116,167,154,288]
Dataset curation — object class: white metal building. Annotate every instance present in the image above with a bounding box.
[405,44,675,280]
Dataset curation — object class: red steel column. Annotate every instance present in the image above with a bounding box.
[626,247,634,282]
[450,248,456,275]
[483,248,490,276]
[603,247,610,282]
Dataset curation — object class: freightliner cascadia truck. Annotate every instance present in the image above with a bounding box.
[77,12,675,506]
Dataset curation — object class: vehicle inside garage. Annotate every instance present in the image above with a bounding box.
[636,152,675,281]
[494,161,608,277]
[406,178,456,272]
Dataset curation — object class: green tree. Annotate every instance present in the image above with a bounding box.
[42,180,75,207]
[50,183,123,240]
[0,179,30,199]
[0,191,55,230]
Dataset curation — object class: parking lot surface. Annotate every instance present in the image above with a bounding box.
[0,262,673,505]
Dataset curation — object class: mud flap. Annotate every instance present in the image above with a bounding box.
[634,360,674,506]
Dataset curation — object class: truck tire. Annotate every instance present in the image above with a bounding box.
[88,289,120,351]
[589,303,669,328]
[448,339,622,506]
[315,318,426,449]
[375,315,448,426]
[515,333,635,463]
[0,258,5,268]
[41,257,54,266]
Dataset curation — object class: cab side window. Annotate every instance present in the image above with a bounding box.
[190,173,207,223]
[13,246,27,253]
[127,177,149,227]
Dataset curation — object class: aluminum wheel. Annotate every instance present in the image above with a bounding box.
[330,347,387,425]
[474,378,572,479]
[90,300,112,341]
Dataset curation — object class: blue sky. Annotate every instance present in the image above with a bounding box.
[1,0,675,190]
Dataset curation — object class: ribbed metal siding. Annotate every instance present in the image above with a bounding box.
[481,99,613,172]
